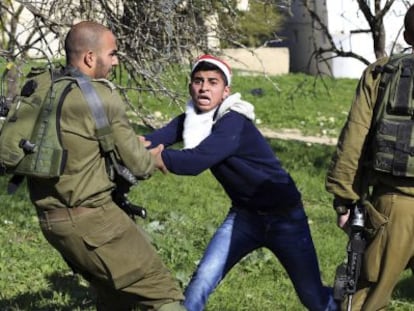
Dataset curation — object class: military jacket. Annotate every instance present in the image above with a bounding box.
[326,56,414,201]
[28,78,155,209]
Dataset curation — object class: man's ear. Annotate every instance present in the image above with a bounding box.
[84,50,94,68]
[223,85,231,100]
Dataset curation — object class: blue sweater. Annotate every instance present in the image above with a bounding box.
[145,111,301,210]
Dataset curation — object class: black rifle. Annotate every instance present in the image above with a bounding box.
[111,174,147,220]
[333,203,366,311]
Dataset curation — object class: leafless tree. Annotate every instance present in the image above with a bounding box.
[0,0,257,126]
[296,0,411,69]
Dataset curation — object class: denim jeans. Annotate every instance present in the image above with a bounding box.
[184,205,331,311]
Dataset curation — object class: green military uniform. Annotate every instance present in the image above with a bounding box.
[27,74,185,310]
[326,56,414,311]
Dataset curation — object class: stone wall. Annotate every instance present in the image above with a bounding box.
[221,47,289,76]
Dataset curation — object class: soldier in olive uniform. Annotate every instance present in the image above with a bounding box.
[27,21,186,311]
[326,5,414,311]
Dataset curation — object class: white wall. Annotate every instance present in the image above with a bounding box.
[222,47,289,76]
[14,4,64,59]
[327,0,409,78]
[280,0,411,78]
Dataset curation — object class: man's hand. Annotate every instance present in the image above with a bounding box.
[149,144,168,174]
[138,135,151,148]
[337,210,351,235]
[333,197,354,235]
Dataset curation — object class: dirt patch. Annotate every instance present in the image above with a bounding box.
[259,127,338,146]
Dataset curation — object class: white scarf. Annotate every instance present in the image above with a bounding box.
[182,93,255,149]
[182,100,217,149]
[215,92,255,123]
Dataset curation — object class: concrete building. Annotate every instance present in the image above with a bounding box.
[279,0,409,78]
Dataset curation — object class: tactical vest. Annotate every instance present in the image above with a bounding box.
[0,67,70,177]
[0,66,137,189]
[371,54,414,177]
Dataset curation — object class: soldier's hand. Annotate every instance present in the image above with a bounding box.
[333,196,353,235]
[138,135,151,148]
[337,210,351,235]
[149,144,168,174]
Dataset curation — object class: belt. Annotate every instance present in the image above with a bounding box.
[236,201,302,216]
[256,209,284,215]
[37,206,98,222]
[255,208,292,216]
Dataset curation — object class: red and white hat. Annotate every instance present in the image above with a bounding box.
[191,54,232,85]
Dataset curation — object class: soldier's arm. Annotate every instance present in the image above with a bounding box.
[97,82,155,179]
[326,60,383,201]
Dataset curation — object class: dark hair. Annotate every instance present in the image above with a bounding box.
[405,5,414,34]
[191,61,229,86]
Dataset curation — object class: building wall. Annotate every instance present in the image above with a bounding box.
[279,0,409,78]
[278,0,331,76]
[11,2,64,59]
[222,47,289,76]
[327,0,408,78]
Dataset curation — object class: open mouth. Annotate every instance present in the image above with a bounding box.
[197,95,210,105]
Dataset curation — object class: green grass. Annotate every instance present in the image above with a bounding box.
[1,70,414,310]
[127,70,358,139]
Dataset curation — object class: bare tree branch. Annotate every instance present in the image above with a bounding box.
[1,0,267,128]
[297,0,408,75]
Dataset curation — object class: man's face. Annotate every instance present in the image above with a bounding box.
[189,70,230,113]
[93,31,119,79]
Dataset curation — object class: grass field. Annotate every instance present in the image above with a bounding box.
[1,69,414,310]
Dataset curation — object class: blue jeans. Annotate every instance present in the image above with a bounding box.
[184,205,331,311]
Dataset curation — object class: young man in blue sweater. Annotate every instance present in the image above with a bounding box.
[144,54,336,311]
